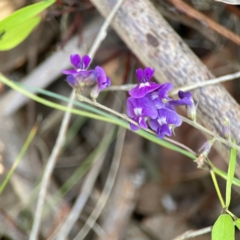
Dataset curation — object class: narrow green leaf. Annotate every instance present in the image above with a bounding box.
[212,214,235,240]
[226,140,237,208]
[0,0,55,29]
[0,17,40,50]
[12,80,196,159]
[235,218,240,230]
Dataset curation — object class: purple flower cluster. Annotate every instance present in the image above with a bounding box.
[62,54,111,98]
[127,67,195,139]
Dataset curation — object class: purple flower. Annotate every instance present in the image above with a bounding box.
[62,54,111,99]
[145,91,165,109]
[149,108,182,138]
[95,66,111,90]
[90,66,111,99]
[158,82,173,100]
[169,91,196,121]
[129,67,161,98]
[127,97,158,131]
[126,66,194,139]
[62,54,91,75]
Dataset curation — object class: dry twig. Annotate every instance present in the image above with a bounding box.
[168,0,240,46]
[172,226,212,240]
[30,0,125,239]
[74,129,126,240]
[105,70,240,95]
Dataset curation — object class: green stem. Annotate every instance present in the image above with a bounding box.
[226,209,237,220]
[210,170,225,208]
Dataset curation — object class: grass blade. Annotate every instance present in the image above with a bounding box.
[0,121,39,193]
[226,140,237,208]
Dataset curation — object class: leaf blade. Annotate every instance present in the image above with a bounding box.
[212,214,235,240]
[235,218,240,230]
[0,17,41,50]
[0,0,55,29]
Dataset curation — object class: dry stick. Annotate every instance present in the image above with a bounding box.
[54,95,124,239]
[172,226,212,240]
[29,0,124,239]
[171,71,240,95]
[181,116,240,152]
[169,0,240,46]
[78,215,110,240]
[77,94,196,155]
[74,129,126,240]
[54,130,113,240]
[77,94,240,154]
[105,70,240,95]
[29,90,75,240]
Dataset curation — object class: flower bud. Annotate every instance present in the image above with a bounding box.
[222,117,231,140]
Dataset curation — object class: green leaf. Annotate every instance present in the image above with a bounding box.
[226,140,237,208]
[212,214,235,240]
[0,17,40,50]
[0,0,55,29]
[0,0,55,50]
[236,218,240,230]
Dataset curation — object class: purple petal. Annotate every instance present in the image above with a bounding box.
[143,67,155,81]
[158,82,173,99]
[82,55,91,69]
[140,98,158,119]
[158,108,182,126]
[178,90,192,100]
[137,116,148,129]
[62,69,79,75]
[149,118,159,131]
[95,66,107,90]
[106,77,111,87]
[70,54,81,68]
[157,124,172,139]
[126,97,136,118]
[165,103,176,111]
[130,122,139,131]
[168,91,193,106]
[126,97,158,119]
[145,91,165,109]
[168,98,192,106]
[66,75,77,88]
[129,82,161,98]
[136,68,144,82]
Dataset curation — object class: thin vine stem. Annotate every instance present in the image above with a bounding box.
[181,116,240,152]
[77,92,240,154]
[105,70,240,96]
[77,93,196,155]
[210,170,225,208]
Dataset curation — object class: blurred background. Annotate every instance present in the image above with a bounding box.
[1,0,240,239]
